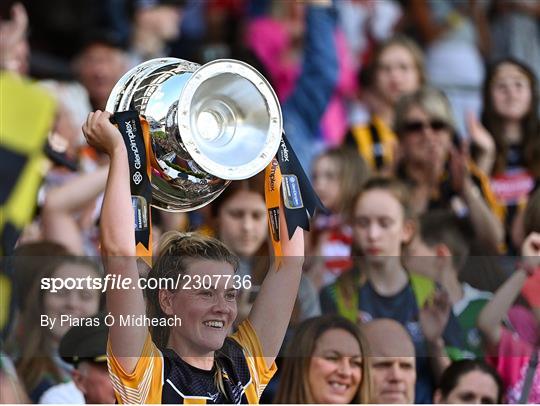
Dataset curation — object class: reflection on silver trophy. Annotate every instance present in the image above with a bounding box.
[106,58,282,212]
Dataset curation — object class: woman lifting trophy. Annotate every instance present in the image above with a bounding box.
[82,56,319,403]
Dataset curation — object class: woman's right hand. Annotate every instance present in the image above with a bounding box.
[82,110,125,156]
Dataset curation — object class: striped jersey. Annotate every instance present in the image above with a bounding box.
[345,115,397,171]
[107,319,275,404]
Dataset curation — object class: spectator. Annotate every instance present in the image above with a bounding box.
[12,256,102,402]
[404,210,492,358]
[274,315,371,403]
[73,31,129,111]
[472,58,540,253]
[394,86,504,252]
[209,173,320,329]
[434,359,503,404]
[363,318,416,404]
[41,316,115,404]
[345,35,425,174]
[320,177,464,403]
[478,232,540,403]
[308,146,370,289]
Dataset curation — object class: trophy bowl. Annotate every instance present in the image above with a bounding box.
[106,58,282,212]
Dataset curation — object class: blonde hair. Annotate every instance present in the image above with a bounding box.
[374,35,426,86]
[394,86,457,136]
[147,231,239,348]
[274,315,371,404]
[147,231,239,400]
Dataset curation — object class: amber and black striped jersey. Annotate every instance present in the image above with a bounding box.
[107,320,275,404]
[345,115,397,171]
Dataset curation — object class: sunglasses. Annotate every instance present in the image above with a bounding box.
[403,119,449,133]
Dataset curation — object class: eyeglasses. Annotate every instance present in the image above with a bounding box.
[402,119,449,133]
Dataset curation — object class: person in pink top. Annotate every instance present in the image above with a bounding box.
[478,230,540,403]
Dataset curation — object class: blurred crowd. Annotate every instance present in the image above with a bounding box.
[0,0,539,404]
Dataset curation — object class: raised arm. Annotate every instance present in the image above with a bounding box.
[248,202,304,368]
[478,232,540,346]
[41,166,108,255]
[282,0,337,170]
[82,111,146,373]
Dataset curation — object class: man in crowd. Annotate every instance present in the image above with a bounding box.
[363,318,417,404]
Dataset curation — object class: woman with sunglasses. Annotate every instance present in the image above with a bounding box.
[393,86,504,253]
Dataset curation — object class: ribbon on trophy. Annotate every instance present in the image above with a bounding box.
[265,133,324,266]
[110,110,153,267]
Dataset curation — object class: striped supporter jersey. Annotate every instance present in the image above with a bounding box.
[107,319,275,404]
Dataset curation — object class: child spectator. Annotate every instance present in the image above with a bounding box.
[405,210,492,358]
[308,146,370,289]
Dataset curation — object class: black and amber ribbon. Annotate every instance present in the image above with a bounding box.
[110,110,153,267]
[265,133,324,265]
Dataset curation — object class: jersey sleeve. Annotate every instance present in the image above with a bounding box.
[231,319,277,400]
[107,332,164,404]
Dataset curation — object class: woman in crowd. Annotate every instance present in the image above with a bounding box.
[82,110,304,404]
[345,35,426,174]
[13,255,102,402]
[274,315,370,404]
[434,359,503,404]
[472,58,540,252]
[210,174,320,327]
[308,146,370,290]
[320,176,464,403]
[394,86,504,252]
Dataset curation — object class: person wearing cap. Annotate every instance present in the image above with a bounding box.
[40,316,115,404]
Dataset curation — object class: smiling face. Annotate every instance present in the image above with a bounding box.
[43,263,101,341]
[217,190,267,258]
[308,328,363,404]
[436,370,499,404]
[375,45,421,106]
[162,259,237,356]
[491,63,532,123]
[312,155,341,213]
[353,189,412,264]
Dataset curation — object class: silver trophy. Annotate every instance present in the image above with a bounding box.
[106,58,282,212]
